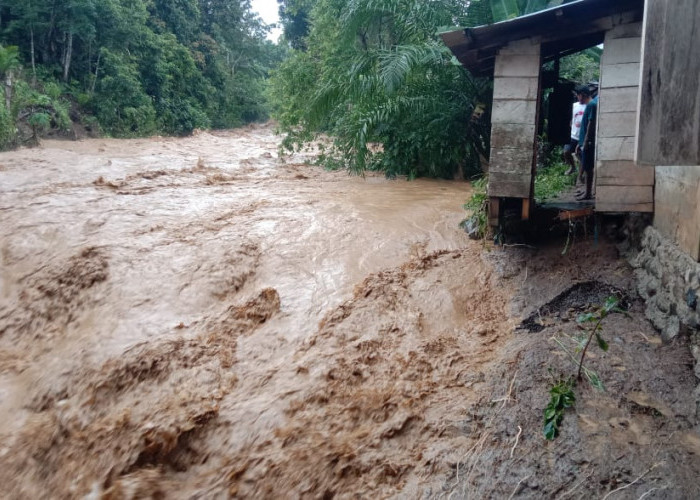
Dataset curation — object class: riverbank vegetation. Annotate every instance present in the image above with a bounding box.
[1,0,598,184]
[0,0,284,148]
[270,0,494,179]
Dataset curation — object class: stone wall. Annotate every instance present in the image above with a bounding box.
[631,226,700,342]
[631,226,700,406]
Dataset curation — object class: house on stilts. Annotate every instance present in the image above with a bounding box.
[442,0,700,340]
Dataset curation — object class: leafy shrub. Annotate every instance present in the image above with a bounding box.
[462,176,489,239]
[28,111,51,132]
[534,146,575,203]
[0,102,15,149]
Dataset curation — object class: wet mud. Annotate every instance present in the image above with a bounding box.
[1,124,698,498]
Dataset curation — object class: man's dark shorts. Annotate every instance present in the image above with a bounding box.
[563,138,578,155]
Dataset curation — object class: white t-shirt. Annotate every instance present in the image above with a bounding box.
[571,102,586,141]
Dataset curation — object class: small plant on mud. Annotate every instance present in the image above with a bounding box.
[544,296,626,439]
[574,296,626,384]
[543,377,575,440]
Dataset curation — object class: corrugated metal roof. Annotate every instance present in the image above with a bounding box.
[442,0,644,76]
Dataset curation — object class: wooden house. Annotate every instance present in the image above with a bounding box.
[442,0,700,262]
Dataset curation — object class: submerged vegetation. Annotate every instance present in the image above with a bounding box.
[462,176,488,239]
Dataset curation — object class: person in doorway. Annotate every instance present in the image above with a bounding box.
[563,87,588,178]
[575,84,598,200]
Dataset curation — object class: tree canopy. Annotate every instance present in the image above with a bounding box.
[0,0,284,145]
[269,0,495,179]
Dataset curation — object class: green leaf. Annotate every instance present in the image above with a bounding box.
[544,407,557,420]
[543,419,558,440]
[603,296,619,313]
[586,371,605,391]
[577,312,596,324]
[561,393,575,408]
[595,332,609,352]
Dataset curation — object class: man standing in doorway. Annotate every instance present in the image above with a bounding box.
[563,88,588,179]
[576,84,598,200]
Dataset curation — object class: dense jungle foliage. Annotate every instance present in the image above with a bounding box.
[1,0,597,182]
[0,0,284,147]
[270,0,581,179]
[270,0,495,179]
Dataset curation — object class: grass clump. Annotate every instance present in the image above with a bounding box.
[534,157,575,203]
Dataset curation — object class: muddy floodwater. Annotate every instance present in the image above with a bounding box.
[3,124,699,499]
[0,124,510,497]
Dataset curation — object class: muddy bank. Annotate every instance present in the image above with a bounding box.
[0,124,698,498]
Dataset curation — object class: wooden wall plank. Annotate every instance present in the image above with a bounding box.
[597,185,654,204]
[498,38,540,55]
[490,148,535,172]
[597,136,636,161]
[598,111,638,138]
[599,86,639,113]
[489,43,541,201]
[637,0,700,166]
[654,166,700,261]
[601,36,642,65]
[492,100,537,125]
[488,172,533,198]
[491,123,537,150]
[493,77,539,100]
[600,62,641,88]
[596,162,655,186]
[494,55,541,77]
[596,202,654,213]
[595,22,652,214]
[606,20,643,39]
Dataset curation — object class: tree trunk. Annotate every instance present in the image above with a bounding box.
[30,25,37,85]
[5,70,12,111]
[63,32,73,82]
[91,50,101,94]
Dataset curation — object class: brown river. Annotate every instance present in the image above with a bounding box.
[0,123,518,498]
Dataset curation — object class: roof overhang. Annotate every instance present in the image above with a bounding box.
[441,0,645,76]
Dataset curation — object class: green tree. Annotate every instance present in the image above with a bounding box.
[270,0,493,179]
[277,0,314,49]
[0,0,284,145]
[0,45,20,110]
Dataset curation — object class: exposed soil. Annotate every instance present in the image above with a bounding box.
[0,124,698,499]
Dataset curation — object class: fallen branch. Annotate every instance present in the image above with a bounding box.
[559,471,592,499]
[601,462,663,500]
[637,487,664,500]
[507,474,532,500]
[510,426,522,458]
[491,371,517,409]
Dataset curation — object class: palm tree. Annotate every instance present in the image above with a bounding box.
[272,0,494,179]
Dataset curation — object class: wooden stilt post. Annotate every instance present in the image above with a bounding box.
[488,197,501,227]
[521,198,531,221]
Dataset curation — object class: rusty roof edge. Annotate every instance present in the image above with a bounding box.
[442,0,643,56]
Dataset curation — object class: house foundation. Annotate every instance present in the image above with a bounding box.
[632,227,700,340]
